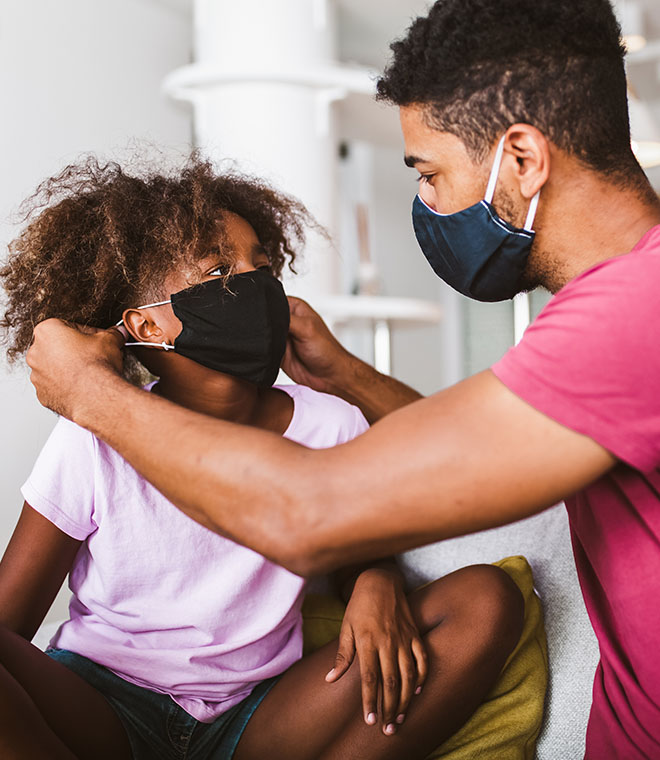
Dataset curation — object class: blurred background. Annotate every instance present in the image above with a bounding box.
[1,0,659,623]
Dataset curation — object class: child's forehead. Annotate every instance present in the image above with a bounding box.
[160,254,221,293]
[157,214,264,295]
[201,211,262,260]
[220,212,260,246]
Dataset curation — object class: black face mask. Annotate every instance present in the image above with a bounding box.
[124,270,290,388]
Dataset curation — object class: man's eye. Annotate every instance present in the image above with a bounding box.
[416,173,435,184]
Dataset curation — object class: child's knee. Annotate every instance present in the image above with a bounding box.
[426,565,523,655]
[457,564,524,651]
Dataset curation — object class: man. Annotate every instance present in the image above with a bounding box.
[24,0,660,757]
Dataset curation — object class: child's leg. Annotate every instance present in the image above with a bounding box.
[0,625,131,760]
[234,564,524,760]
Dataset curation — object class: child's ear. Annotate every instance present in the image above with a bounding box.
[122,309,165,344]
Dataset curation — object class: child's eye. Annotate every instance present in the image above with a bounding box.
[208,264,230,277]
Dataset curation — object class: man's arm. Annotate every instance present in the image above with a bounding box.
[283,297,422,422]
[26,319,615,577]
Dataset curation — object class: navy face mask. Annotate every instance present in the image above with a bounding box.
[123,269,290,388]
[411,135,540,302]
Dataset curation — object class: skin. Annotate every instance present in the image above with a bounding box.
[25,110,660,576]
[1,211,524,758]
[0,505,522,759]
[18,112,660,756]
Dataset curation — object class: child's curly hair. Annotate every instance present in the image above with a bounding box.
[1,154,314,366]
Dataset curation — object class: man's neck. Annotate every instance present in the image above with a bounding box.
[533,160,660,293]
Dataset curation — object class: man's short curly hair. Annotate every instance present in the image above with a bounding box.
[377,0,644,186]
[1,155,314,365]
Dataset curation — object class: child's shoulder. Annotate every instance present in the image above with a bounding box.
[275,384,369,448]
[43,414,122,470]
[48,414,96,451]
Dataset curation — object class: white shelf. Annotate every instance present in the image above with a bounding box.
[313,294,443,327]
[163,62,378,101]
[311,294,442,375]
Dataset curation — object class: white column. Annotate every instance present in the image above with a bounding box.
[184,0,341,300]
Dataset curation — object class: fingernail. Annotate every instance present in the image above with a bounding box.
[366,712,377,725]
[325,669,335,681]
[384,723,396,735]
[415,686,422,695]
[396,713,405,724]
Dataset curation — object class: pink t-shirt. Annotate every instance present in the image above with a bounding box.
[492,225,660,759]
[22,384,369,722]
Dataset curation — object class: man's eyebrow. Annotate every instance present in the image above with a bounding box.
[404,154,428,168]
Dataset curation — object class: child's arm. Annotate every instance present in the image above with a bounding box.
[0,503,81,640]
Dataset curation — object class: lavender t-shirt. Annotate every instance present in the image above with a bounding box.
[492,225,660,759]
[22,384,368,722]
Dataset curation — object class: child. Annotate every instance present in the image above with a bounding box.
[0,157,523,760]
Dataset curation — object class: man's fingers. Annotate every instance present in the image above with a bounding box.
[287,297,313,326]
[106,325,128,347]
[325,629,356,683]
[411,637,429,695]
[30,318,124,344]
[287,295,309,312]
[358,647,380,727]
[379,650,401,735]
[74,323,107,335]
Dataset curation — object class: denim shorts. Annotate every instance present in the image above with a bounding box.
[46,648,279,760]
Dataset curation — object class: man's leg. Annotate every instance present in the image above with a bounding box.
[0,625,131,760]
[234,564,524,760]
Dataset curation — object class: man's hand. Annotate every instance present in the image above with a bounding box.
[283,297,422,422]
[282,297,355,395]
[26,319,125,421]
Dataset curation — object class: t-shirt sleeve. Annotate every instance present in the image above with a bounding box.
[21,417,98,540]
[492,250,660,473]
[341,403,370,443]
[281,385,370,448]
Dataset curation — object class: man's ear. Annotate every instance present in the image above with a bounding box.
[122,309,165,344]
[503,124,550,200]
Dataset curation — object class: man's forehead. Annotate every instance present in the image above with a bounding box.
[399,106,466,165]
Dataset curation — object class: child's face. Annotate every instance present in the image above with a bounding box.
[124,213,271,346]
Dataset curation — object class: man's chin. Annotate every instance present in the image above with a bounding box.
[516,273,542,294]
[519,248,567,295]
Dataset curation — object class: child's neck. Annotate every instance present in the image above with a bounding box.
[145,353,293,434]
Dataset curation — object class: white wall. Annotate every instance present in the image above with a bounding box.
[0,0,192,622]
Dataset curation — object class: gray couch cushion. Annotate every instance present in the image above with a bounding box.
[398,503,599,760]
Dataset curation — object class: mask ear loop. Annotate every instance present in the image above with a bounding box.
[123,340,175,351]
[523,190,540,232]
[484,135,541,232]
[484,135,507,204]
[115,299,175,351]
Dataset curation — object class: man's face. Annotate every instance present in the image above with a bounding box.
[399,104,554,292]
[399,105,491,215]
